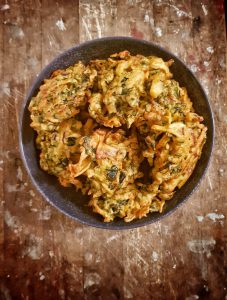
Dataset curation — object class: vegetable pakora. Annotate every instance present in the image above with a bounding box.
[29,51,207,222]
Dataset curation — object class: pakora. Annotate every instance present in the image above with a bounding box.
[29,51,207,222]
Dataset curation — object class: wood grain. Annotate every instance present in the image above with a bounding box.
[0,0,226,299]
[0,0,4,266]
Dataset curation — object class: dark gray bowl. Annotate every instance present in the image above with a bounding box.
[19,37,214,230]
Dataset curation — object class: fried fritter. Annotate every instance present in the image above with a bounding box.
[29,51,207,222]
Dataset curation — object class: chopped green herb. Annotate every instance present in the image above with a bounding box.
[67,137,76,146]
[150,70,159,75]
[151,141,156,148]
[109,203,119,213]
[121,77,128,84]
[119,199,128,206]
[107,165,118,181]
[61,157,69,167]
[38,115,44,123]
[172,103,186,114]
[47,95,53,102]
[121,88,129,95]
[72,86,80,93]
[83,136,91,150]
[83,136,96,156]
[81,74,89,83]
[108,183,115,190]
[119,171,126,183]
[170,166,181,174]
[174,86,180,98]
[162,120,168,125]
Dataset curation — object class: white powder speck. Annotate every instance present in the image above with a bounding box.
[173,264,176,269]
[40,274,45,281]
[110,6,117,18]
[38,206,51,220]
[170,4,192,18]
[84,273,101,289]
[206,46,214,54]
[219,57,225,69]
[219,168,224,176]
[27,57,39,68]
[190,64,198,73]
[29,190,35,197]
[4,210,20,230]
[6,183,24,193]
[173,28,180,34]
[205,86,209,96]
[22,234,42,260]
[201,4,208,16]
[196,216,204,222]
[107,235,118,243]
[56,18,66,31]
[16,165,23,181]
[49,250,54,258]
[203,61,209,67]
[206,213,225,222]
[30,208,38,213]
[155,27,162,37]
[12,26,25,38]
[215,78,222,85]
[0,82,11,97]
[1,4,10,10]
[176,10,184,17]
[186,295,199,300]
[84,252,93,263]
[187,239,216,257]
[152,251,158,262]
[144,14,149,23]
[75,227,83,235]
[124,286,133,299]
[204,285,209,292]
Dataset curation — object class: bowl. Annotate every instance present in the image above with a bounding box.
[19,37,214,230]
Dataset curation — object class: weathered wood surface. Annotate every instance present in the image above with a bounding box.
[0,0,226,299]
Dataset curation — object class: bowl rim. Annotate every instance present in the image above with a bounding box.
[19,36,214,230]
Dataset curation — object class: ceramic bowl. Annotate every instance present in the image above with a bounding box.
[19,37,214,229]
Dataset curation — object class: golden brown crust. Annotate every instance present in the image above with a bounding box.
[29,51,207,222]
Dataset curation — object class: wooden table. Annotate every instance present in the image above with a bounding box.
[0,1,226,299]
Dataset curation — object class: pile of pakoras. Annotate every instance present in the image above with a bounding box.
[29,51,207,222]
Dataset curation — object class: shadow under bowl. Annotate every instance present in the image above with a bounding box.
[19,37,214,230]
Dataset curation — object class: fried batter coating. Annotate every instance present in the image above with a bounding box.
[88,51,173,128]
[29,62,97,132]
[29,51,207,222]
